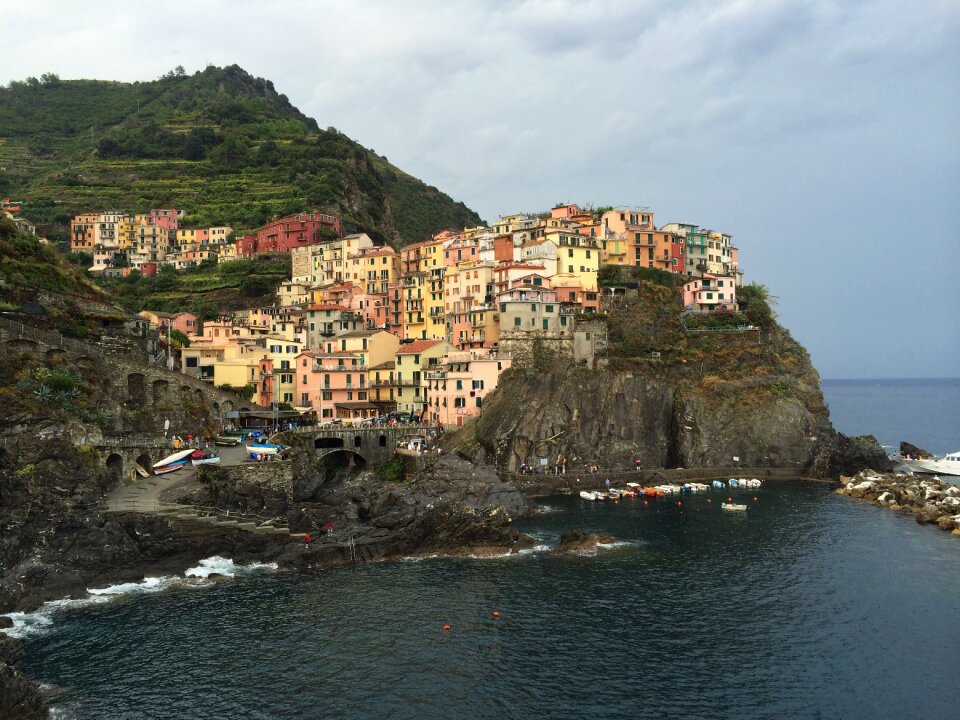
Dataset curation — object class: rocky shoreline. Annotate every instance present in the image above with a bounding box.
[836,471,960,535]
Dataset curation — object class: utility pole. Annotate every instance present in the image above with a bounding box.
[167,321,174,370]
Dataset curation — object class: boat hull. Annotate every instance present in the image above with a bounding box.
[154,461,186,474]
[191,457,221,467]
[897,458,960,477]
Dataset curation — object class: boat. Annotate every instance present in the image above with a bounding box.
[152,448,195,469]
[896,451,960,477]
[191,455,221,467]
[579,490,605,501]
[214,435,242,446]
[712,480,725,489]
[246,442,282,457]
[722,502,748,511]
[607,488,621,499]
[154,460,187,474]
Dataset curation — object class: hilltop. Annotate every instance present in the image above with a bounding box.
[0,65,482,244]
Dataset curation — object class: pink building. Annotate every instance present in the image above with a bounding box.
[682,275,738,312]
[296,350,375,422]
[426,349,512,429]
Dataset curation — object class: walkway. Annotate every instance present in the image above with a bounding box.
[100,443,303,540]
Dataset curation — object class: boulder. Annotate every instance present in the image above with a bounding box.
[554,530,617,555]
[899,441,933,459]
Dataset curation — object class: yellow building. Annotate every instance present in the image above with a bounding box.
[402,272,428,340]
[395,339,453,417]
[544,230,599,292]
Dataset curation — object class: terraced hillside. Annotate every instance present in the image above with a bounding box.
[0,66,482,244]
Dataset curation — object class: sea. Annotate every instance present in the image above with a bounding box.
[7,378,960,720]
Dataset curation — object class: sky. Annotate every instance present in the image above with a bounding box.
[3,0,958,379]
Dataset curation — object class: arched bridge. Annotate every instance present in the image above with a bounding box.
[276,425,435,466]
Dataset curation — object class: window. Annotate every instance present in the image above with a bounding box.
[560,316,568,327]
[514,317,521,327]
[476,397,483,408]
[543,319,549,330]
[545,305,554,313]
[454,397,466,408]
[302,375,307,384]
[186,357,198,367]
[456,380,462,390]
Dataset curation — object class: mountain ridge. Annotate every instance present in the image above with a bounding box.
[0,65,483,245]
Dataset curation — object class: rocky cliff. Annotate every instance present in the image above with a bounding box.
[453,280,888,479]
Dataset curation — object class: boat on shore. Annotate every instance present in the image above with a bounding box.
[247,442,283,457]
[190,451,221,467]
[896,451,960,477]
[214,435,242,446]
[152,448,194,474]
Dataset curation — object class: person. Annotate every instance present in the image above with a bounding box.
[325,522,334,535]
[304,532,312,549]
[605,478,611,489]
[635,458,642,471]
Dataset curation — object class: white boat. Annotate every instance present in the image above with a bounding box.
[153,448,195,469]
[722,502,748,511]
[897,452,960,477]
[246,442,282,456]
[191,456,221,467]
[579,490,605,501]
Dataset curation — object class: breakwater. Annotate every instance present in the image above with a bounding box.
[836,470,960,535]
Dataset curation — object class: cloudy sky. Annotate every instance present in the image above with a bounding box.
[4,0,958,379]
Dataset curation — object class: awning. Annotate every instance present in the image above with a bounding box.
[333,402,380,410]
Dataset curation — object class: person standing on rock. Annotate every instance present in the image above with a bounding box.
[325,522,334,535]
[304,532,312,549]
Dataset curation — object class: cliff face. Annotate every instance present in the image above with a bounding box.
[457,283,888,478]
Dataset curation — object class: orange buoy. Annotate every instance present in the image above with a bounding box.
[677,501,682,506]
[492,611,501,618]
[728,497,733,502]
[442,624,451,631]
[614,500,619,505]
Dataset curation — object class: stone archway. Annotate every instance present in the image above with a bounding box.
[106,453,124,483]
[45,348,67,366]
[315,436,345,450]
[294,449,368,502]
[135,452,153,475]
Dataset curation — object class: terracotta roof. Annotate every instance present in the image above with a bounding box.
[397,339,443,355]
[368,361,396,370]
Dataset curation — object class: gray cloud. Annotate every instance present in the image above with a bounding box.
[3,0,958,378]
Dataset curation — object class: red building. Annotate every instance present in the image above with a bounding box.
[237,212,341,257]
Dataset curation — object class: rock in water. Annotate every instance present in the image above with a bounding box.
[899,441,933,460]
[554,530,617,555]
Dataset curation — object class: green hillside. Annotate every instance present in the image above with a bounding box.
[0,65,482,244]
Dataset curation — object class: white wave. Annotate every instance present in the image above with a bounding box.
[595,540,636,551]
[184,555,277,578]
[87,575,178,596]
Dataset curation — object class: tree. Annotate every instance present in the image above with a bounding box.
[169,329,190,352]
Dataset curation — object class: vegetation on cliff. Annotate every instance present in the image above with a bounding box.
[0,65,483,244]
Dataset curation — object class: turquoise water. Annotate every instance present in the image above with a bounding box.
[20,484,960,720]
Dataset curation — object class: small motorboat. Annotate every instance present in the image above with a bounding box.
[722,502,748,511]
[579,490,605,501]
[214,435,242,446]
[191,454,221,467]
[896,451,960,477]
[712,480,726,489]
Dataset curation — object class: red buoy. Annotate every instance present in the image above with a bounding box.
[442,624,451,631]
[492,611,501,618]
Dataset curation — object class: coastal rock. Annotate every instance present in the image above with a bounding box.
[899,441,933,459]
[836,471,960,536]
[554,530,617,555]
[0,636,49,720]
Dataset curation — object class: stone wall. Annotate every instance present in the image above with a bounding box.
[0,321,255,437]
